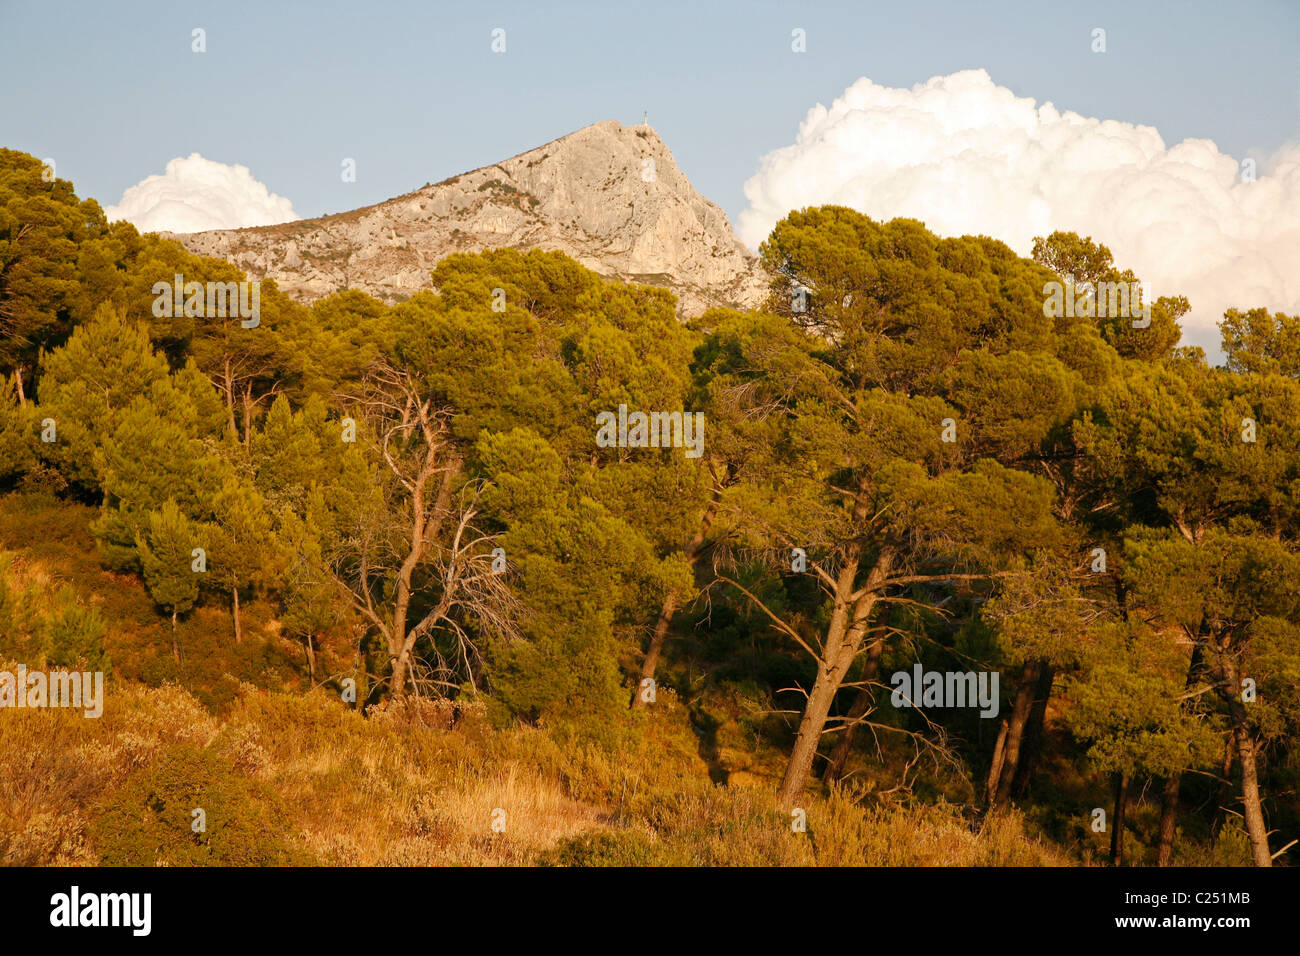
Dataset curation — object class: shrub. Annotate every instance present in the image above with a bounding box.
[541,829,671,866]
[91,744,310,866]
[44,589,111,672]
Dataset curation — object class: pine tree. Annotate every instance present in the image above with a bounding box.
[0,149,115,397]
[742,208,1077,809]
[36,304,171,492]
[1076,350,1300,866]
[208,476,277,644]
[136,500,208,660]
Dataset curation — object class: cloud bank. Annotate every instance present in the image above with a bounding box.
[738,69,1300,351]
[106,153,298,235]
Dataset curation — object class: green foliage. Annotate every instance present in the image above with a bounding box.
[0,553,43,660]
[43,589,111,672]
[4,150,1299,866]
[91,744,308,865]
[0,374,37,487]
[1063,622,1220,777]
[135,501,207,620]
[207,476,278,598]
[1031,231,1183,361]
[0,551,109,672]
[0,149,115,382]
[540,829,667,866]
[298,288,395,395]
[36,304,171,492]
[1221,307,1300,378]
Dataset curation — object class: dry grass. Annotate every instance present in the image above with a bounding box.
[0,673,1075,867]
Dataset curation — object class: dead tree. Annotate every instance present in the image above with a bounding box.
[325,363,522,699]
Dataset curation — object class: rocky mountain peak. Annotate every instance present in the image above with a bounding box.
[171,120,769,318]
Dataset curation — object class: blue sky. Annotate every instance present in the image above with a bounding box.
[3,0,1298,355]
[3,0,1296,224]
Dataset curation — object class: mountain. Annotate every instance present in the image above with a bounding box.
[170,121,769,318]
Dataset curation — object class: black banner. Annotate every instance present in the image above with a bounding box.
[0,865,1292,944]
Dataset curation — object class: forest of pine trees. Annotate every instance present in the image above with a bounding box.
[2,147,1297,867]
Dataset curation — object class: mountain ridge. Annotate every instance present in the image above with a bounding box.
[169,120,770,318]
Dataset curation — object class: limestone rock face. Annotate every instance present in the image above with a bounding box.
[170,121,769,318]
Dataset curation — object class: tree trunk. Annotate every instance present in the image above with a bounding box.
[170,610,180,662]
[631,496,718,709]
[241,384,254,448]
[231,587,242,644]
[221,359,238,440]
[776,547,893,811]
[387,451,460,701]
[13,369,25,405]
[1218,650,1272,866]
[390,647,410,699]
[1010,663,1055,799]
[631,589,679,709]
[778,655,852,811]
[822,632,886,784]
[988,660,1041,809]
[1234,725,1272,866]
[304,633,316,681]
[1110,772,1129,866]
[1156,773,1180,866]
[986,719,1009,807]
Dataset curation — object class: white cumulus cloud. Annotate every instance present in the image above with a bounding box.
[739,69,1300,352]
[105,153,298,235]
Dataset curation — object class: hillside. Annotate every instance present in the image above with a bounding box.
[0,145,1291,871]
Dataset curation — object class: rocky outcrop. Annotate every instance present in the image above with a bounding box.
[170,120,769,318]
